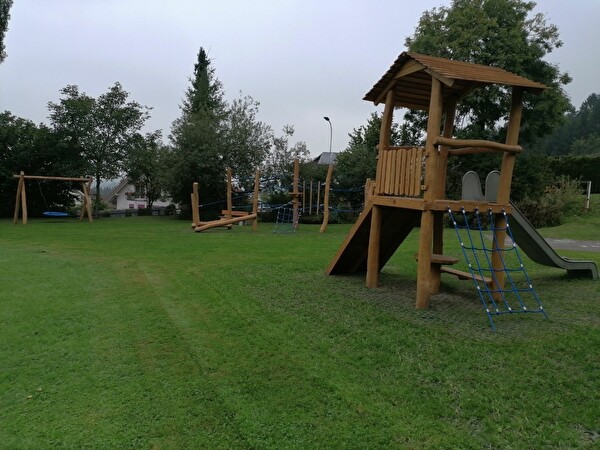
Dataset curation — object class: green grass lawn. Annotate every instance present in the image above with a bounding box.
[538,194,600,241]
[1,214,599,448]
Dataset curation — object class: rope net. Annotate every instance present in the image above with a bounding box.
[447,207,547,331]
[272,204,299,234]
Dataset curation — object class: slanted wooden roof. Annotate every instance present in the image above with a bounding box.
[364,52,547,110]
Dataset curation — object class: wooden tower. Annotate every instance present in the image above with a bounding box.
[327,52,546,309]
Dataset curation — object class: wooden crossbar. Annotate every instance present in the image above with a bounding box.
[434,137,522,154]
[221,210,251,217]
[13,174,92,182]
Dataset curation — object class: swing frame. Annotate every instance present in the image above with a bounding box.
[13,172,94,224]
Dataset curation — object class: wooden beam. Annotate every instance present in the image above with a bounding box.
[440,266,492,286]
[447,147,522,156]
[423,69,455,88]
[319,164,334,233]
[12,174,92,182]
[429,200,511,214]
[13,172,25,224]
[226,167,233,220]
[194,213,257,232]
[371,195,426,210]
[492,87,524,298]
[434,137,522,153]
[373,60,425,105]
[366,205,382,288]
[80,178,93,222]
[416,77,444,309]
[191,182,200,227]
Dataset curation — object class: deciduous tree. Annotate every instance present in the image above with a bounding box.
[125,131,167,209]
[48,83,151,216]
[0,0,12,63]
[405,0,571,146]
[334,113,403,189]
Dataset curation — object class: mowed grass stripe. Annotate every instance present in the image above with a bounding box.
[1,216,599,448]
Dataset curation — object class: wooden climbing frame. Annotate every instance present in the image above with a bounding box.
[327,51,547,310]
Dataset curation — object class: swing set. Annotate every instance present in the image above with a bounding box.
[13,172,94,224]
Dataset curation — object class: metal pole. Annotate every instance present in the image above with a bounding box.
[324,116,332,154]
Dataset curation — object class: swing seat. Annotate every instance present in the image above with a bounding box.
[43,211,69,217]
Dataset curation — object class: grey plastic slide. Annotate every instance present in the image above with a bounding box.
[507,201,598,280]
[463,170,599,280]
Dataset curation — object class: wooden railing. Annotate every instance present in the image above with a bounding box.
[375,146,424,197]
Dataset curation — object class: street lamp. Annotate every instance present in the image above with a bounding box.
[323,116,332,153]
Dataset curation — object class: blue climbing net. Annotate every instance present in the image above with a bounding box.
[272,204,299,234]
[447,207,548,331]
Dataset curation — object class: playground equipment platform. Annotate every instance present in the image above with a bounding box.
[327,51,552,314]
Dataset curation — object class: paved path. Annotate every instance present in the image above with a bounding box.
[492,234,600,252]
[542,237,600,253]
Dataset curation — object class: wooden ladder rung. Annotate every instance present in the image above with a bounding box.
[415,253,460,265]
[440,267,492,286]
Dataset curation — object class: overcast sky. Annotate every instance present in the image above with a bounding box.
[1,0,599,157]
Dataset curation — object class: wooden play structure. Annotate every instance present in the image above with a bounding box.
[191,167,260,232]
[327,52,548,313]
[13,172,93,224]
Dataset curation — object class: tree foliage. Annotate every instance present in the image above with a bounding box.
[0,112,85,217]
[262,125,309,180]
[223,93,273,188]
[48,83,151,216]
[533,93,600,156]
[167,48,275,212]
[0,0,12,63]
[166,48,228,210]
[334,113,403,189]
[402,0,573,202]
[405,0,572,147]
[126,131,167,209]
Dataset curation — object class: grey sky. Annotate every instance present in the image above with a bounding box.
[1,0,598,157]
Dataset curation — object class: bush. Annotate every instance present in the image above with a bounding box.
[516,176,583,227]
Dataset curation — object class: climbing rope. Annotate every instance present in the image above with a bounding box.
[448,207,547,331]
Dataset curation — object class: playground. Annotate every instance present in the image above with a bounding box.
[1,209,599,447]
[2,51,599,448]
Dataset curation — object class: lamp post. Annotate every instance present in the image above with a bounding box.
[323,116,332,154]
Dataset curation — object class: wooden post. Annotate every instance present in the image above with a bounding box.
[366,89,395,288]
[431,100,457,293]
[317,181,321,215]
[364,178,374,205]
[309,181,313,215]
[252,169,260,231]
[416,78,444,309]
[292,158,300,229]
[319,164,334,233]
[191,182,200,226]
[366,205,382,288]
[79,177,93,223]
[226,167,233,219]
[491,87,524,297]
[302,180,306,212]
[13,171,26,224]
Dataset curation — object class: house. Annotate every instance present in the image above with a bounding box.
[312,152,338,165]
[103,179,172,210]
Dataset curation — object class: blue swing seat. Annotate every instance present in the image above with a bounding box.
[43,211,69,217]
